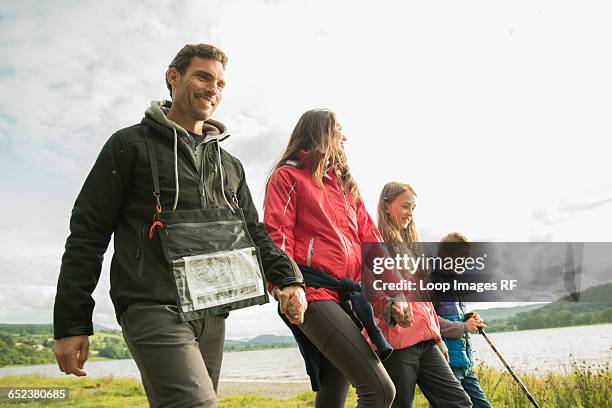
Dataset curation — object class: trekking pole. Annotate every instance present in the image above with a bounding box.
[478,327,541,408]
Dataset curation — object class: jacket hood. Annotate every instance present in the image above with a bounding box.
[290,149,321,170]
[143,100,229,143]
[292,149,339,177]
[141,100,235,213]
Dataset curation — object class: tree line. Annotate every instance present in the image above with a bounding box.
[485,283,612,332]
[0,326,131,367]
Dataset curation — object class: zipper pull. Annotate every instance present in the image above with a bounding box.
[187,133,198,160]
[338,181,349,210]
[148,206,165,239]
[230,190,240,209]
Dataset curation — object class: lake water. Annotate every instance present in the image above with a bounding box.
[1,324,610,382]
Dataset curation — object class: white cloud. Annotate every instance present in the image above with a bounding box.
[0,285,56,320]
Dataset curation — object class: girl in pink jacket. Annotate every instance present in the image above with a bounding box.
[376,182,471,408]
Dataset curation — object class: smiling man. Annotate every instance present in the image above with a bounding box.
[53,43,306,408]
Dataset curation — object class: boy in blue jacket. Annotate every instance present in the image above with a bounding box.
[433,232,492,408]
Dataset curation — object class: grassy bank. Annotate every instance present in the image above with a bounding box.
[0,362,609,407]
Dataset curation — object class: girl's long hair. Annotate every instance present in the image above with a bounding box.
[377,182,427,279]
[268,108,359,201]
[377,182,419,245]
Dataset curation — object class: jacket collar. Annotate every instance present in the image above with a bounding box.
[142,100,230,144]
[293,149,334,174]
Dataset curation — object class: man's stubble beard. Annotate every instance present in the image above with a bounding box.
[189,95,213,122]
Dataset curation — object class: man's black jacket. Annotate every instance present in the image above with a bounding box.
[54,111,303,339]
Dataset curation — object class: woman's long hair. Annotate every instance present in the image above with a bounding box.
[268,108,359,201]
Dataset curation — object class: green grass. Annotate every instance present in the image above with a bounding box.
[0,376,147,407]
[0,361,609,407]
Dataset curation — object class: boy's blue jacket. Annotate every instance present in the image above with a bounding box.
[431,269,474,369]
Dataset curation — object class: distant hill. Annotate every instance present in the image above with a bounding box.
[485,282,612,332]
[533,282,611,313]
[0,323,54,335]
[224,335,295,351]
[248,335,295,345]
[93,324,122,334]
[478,304,544,321]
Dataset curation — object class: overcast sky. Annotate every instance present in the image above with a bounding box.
[1,0,611,339]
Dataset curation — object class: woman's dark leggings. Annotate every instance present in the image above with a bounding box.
[298,300,396,408]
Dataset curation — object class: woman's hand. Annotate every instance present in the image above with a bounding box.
[274,285,307,324]
[436,341,449,362]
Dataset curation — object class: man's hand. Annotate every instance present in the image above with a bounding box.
[54,335,89,376]
[391,301,413,328]
[274,285,307,325]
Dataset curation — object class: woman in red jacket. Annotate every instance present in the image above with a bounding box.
[264,109,411,408]
[376,182,471,408]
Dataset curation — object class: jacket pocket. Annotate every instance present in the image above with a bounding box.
[306,237,315,267]
[135,224,146,258]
